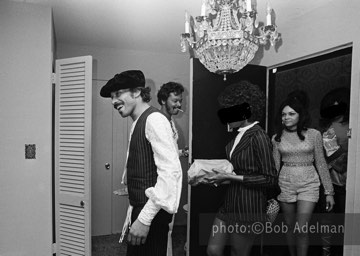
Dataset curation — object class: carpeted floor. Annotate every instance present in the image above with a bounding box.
[92,225,187,256]
[93,225,342,256]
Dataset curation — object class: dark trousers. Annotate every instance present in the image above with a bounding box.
[126,206,173,256]
[318,184,346,255]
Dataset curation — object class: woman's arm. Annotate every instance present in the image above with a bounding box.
[206,131,277,187]
[314,130,334,195]
[272,135,282,172]
[204,171,243,186]
[240,131,278,187]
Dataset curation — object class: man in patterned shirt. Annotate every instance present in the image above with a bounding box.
[157,82,188,256]
[157,82,188,157]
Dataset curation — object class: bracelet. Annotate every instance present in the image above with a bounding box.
[324,190,335,196]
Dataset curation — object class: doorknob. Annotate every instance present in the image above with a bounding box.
[105,163,110,170]
[80,201,85,207]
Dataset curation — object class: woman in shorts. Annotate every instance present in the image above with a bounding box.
[272,94,335,256]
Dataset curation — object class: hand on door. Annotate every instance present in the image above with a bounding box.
[127,219,150,245]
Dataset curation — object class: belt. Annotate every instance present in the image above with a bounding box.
[283,162,313,167]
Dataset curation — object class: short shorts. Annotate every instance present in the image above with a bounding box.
[277,166,320,203]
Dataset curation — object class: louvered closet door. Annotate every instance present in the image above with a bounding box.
[55,56,92,256]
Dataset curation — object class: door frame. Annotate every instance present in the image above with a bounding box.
[267,43,359,256]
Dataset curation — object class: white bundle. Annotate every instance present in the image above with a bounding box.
[188,159,234,186]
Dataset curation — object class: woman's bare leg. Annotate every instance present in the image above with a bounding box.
[207,218,228,256]
[296,200,317,256]
[280,202,297,256]
[229,231,256,256]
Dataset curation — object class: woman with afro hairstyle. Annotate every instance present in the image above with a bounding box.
[206,80,278,256]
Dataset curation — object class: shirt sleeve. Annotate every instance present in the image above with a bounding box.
[137,112,183,225]
[313,130,334,195]
[271,135,282,172]
[241,131,278,187]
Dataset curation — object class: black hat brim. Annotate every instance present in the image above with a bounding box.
[100,70,145,98]
[320,102,347,119]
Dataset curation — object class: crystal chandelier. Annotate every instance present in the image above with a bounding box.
[180,0,280,80]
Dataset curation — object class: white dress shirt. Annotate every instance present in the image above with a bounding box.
[229,121,259,158]
[132,112,183,225]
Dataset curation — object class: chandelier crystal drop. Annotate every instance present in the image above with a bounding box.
[180,0,280,80]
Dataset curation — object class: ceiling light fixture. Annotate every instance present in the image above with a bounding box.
[180,0,280,80]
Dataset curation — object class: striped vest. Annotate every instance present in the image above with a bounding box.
[127,106,162,206]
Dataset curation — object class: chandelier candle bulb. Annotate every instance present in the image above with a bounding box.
[200,0,206,16]
[266,2,272,25]
[185,11,190,33]
[246,0,252,12]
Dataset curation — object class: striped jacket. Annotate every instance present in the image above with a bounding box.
[218,124,278,223]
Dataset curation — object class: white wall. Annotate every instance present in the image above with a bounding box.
[56,44,190,226]
[0,1,53,255]
[254,0,360,67]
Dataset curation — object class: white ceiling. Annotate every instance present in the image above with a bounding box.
[12,0,334,54]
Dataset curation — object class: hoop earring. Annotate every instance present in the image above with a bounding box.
[227,123,233,132]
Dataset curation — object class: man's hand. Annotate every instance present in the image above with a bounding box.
[127,219,150,246]
[180,146,189,157]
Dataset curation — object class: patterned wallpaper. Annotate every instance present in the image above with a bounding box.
[269,53,351,134]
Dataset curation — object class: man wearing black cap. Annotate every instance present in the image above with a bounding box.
[319,87,350,256]
[100,70,182,256]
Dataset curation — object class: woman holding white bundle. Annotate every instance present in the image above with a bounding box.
[205,81,278,256]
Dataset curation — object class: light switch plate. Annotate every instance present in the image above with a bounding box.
[25,144,36,159]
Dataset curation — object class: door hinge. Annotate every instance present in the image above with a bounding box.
[51,73,56,84]
[347,128,352,138]
[52,243,57,254]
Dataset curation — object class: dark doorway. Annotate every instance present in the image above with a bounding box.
[190,59,267,256]
[267,47,352,256]
[268,47,352,137]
